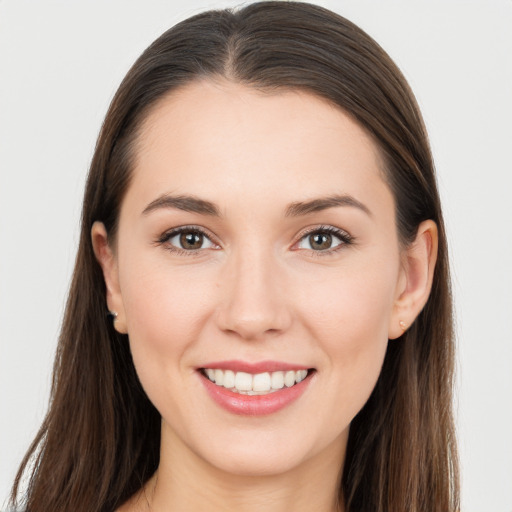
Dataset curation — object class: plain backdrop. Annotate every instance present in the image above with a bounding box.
[1,1,511,510]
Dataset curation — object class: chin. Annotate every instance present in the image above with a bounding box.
[188,424,348,479]
[206,446,309,477]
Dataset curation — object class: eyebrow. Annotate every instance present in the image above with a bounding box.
[142,194,221,217]
[285,194,372,217]
[141,192,371,218]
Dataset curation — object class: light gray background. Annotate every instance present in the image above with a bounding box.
[1,1,511,510]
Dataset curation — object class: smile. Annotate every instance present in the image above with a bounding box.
[198,362,315,416]
[202,368,309,395]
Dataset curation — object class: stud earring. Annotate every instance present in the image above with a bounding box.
[399,320,407,331]
[108,311,118,321]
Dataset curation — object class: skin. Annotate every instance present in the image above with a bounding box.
[92,80,437,512]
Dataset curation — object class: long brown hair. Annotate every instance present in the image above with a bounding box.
[11,2,459,511]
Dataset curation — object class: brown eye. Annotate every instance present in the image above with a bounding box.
[296,227,351,252]
[309,233,332,250]
[180,232,204,250]
[166,229,216,251]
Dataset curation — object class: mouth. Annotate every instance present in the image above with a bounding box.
[198,362,315,416]
[201,368,310,395]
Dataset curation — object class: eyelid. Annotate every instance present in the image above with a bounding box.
[292,224,354,253]
[155,223,353,256]
[156,225,221,254]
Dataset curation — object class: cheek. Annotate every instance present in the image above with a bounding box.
[297,259,397,404]
[299,255,397,340]
[117,256,220,423]
[117,251,219,379]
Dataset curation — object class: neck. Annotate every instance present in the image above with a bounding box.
[135,422,347,512]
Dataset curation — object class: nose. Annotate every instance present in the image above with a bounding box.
[215,246,292,341]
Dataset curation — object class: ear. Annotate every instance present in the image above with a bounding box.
[91,221,128,334]
[388,220,438,339]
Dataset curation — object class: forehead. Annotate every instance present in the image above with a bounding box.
[126,79,391,214]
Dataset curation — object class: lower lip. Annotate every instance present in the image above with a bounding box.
[199,371,314,416]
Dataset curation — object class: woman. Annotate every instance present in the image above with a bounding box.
[9,2,459,511]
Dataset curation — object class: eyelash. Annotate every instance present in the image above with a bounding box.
[156,224,354,256]
[156,225,219,257]
[293,225,354,256]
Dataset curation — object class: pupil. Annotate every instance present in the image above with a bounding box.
[310,233,332,250]
[180,232,202,249]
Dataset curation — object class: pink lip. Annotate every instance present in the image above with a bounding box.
[199,359,310,373]
[198,362,314,416]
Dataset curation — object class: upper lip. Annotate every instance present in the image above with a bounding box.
[198,360,311,373]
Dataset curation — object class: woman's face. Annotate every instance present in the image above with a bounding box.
[103,80,407,476]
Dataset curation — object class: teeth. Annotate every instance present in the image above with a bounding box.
[253,372,271,392]
[223,370,235,389]
[214,369,224,386]
[296,369,307,383]
[284,370,296,387]
[234,371,253,391]
[271,371,284,390]
[204,368,309,394]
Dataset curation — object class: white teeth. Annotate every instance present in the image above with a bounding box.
[204,368,309,394]
[253,372,271,392]
[271,371,284,390]
[234,371,253,391]
[284,370,296,387]
[296,370,307,382]
[214,369,224,386]
[223,370,235,389]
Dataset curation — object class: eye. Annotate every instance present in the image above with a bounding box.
[295,226,352,252]
[158,227,218,253]
[170,231,214,250]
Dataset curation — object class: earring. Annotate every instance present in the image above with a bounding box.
[108,310,118,321]
[399,320,407,331]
